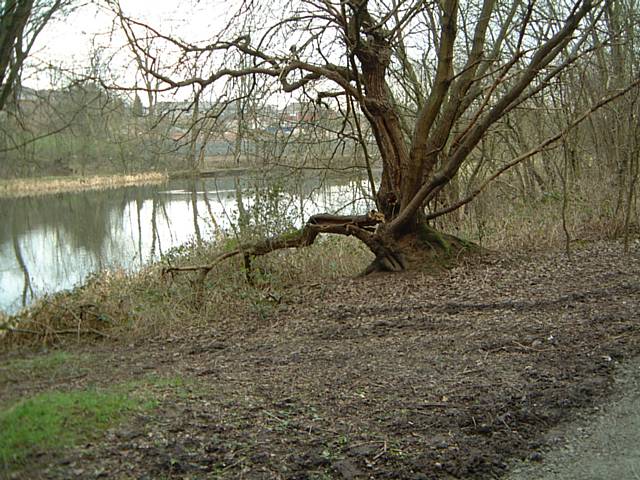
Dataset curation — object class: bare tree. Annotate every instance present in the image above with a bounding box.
[584,0,640,246]
[115,0,639,274]
[0,0,70,111]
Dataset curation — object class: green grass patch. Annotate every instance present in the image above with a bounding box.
[0,387,153,471]
[1,351,74,375]
[0,351,89,389]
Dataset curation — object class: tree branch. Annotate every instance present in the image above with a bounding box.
[426,76,640,220]
[162,212,385,278]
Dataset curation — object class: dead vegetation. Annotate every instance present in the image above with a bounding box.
[0,172,167,198]
[1,174,637,351]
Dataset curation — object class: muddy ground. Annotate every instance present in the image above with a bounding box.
[1,240,640,479]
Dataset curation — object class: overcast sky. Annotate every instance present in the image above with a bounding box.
[27,1,226,91]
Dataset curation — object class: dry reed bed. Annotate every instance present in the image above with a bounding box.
[0,172,168,198]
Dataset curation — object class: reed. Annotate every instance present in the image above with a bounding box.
[0,172,168,198]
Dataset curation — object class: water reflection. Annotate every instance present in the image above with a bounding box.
[0,174,371,314]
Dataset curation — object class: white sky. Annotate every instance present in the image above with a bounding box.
[25,0,309,108]
[26,1,233,93]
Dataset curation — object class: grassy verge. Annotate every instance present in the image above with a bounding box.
[0,349,191,474]
[0,387,153,472]
[0,351,85,383]
[0,172,168,198]
[1,350,72,375]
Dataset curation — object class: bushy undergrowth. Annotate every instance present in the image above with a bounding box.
[0,234,373,349]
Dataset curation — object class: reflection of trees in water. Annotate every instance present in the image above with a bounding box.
[234,176,249,235]
[4,192,106,255]
[135,194,144,266]
[0,186,174,312]
[154,195,173,258]
[11,218,33,308]
[189,180,203,245]
[201,182,220,233]
[0,173,371,312]
[1,174,367,255]
[67,193,111,262]
[150,195,159,258]
[0,185,173,278]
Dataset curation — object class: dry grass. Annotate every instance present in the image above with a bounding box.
[0,172,168,198]
[0,235,372,349]
[439,176,636,252]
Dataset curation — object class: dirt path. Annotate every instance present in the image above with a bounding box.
[506,359,640,480]
[2,240,640,479]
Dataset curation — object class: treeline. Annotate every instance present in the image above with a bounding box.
[0,82,370,179]
[424,1,640,244]
[0,84,180,177]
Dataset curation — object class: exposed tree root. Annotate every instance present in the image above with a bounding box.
[357,229,407,275]
[357,223,479,276]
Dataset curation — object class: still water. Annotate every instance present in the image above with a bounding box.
[0,173,372,314]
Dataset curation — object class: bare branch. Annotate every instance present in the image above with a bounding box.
[426,75,640,220]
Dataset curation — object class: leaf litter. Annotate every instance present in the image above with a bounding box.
[2,240,640,479]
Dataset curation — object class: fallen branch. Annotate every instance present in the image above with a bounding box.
[0,324,110,338]
[162,211,386,279]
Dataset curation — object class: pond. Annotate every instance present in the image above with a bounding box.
[0,172,373,314]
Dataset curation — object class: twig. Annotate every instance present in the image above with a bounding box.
[0,325,41,335]
[0,326,110,338]
[373,441,388,461]
[512,340,549,352]
[53,328,110,338]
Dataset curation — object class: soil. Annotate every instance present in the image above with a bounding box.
[2,240,640,479]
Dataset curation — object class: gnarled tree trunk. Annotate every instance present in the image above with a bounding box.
[121,0,617,278]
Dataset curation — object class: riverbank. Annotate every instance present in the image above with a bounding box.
[0,235,373,346]
[1,241,639,478]
[0,172,168,198]
[0,157,377,199]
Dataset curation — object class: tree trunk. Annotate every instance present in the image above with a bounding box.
[345,10,474,272]
[353,18,421,233]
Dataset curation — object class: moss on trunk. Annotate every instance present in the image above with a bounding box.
[363,222,481,275]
